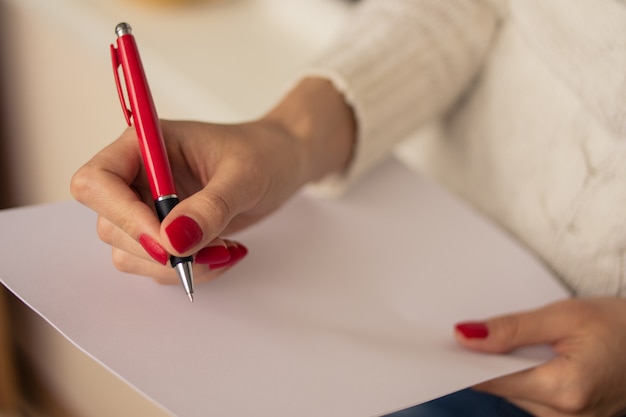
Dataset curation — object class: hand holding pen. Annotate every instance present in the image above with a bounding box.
[70,24,356,296]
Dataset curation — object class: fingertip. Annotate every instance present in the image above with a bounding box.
[227,241,249,263]
[237,242,249,258]
[160,188,235,256]
[196,244,231,265]
[163,215,204,255]
[453,321,509,354]
[208,241,248,270]
[455,322,489,339]
[138,234,169,265]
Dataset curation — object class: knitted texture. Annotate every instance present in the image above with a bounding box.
[305,0,500,193]
[307,0,626,296]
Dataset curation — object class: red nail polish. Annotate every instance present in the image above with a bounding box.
[138,234,168,265]
[165,216,203,253]
[209,243,248,269]
[228,244,243,261]
[455,322,489,339]
[195,245,231,265]
[237,243,248,258]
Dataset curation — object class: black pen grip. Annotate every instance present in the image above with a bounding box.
[154,196,194,267]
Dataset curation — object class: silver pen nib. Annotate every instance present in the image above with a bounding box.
[174,261,195,302]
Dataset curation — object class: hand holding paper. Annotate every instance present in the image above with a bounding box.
[457,298,626,417]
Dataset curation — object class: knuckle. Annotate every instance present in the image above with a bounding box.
[118,200,144,235]
[555,299,610,334]
[70,164,97,203]
[490,315,522,348]
[96,216,115,244]
[199,191,232,228]
[558,298,596,321]
[111,248,133,272]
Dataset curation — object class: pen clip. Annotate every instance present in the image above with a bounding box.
[110,44,132,126]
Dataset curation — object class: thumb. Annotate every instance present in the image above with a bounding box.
[454,303,571,354]
[159,183,240,257]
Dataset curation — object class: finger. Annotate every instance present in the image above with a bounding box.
[99,216,230,267]
[202,240,249,270]
[71,129,162,245]
[159,159,262,256]
[111,246,226,285]
[97,216,168,265]
[456,300,596,413]
[111,246,176,282]
[454,299,574,354]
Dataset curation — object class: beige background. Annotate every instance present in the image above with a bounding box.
[0,0,348,415]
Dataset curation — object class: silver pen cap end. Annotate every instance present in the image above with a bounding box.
[115,22,132,38]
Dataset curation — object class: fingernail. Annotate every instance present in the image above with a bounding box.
[209,243,248,269]
[165,216,203,253]
[455,322,489,339]
[195,245,231,265]
[236,243,249,258]
[138,234,168,265]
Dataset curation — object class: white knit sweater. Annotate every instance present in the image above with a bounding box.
[308,0,626,296]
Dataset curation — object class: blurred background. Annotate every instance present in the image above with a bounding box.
[0,0,353,415]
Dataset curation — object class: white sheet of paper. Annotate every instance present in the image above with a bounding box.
[0,160,568,417]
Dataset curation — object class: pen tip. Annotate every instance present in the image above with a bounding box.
[188,292,194,303]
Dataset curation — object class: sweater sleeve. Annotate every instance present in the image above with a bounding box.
[305,0,502,195]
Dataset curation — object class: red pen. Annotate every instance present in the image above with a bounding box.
[111,22,194,302]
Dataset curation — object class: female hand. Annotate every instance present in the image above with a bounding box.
[70,78,355,285]
[455,297,626,417]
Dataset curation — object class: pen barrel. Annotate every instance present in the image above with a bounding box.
[114,23,194,301]
[115,32,177,200]
[155,196,194,267]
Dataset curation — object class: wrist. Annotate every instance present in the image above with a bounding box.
[263,77,356,185]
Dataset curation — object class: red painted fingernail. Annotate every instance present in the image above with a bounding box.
[138,234,168,265]
[165,216,203,253]
[455,322,489,339]
[237,243,248,258]
[228,244,243,261]
[195,245,231,265]
[209,243,248,269]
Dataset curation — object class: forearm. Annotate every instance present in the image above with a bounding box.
[263,77,356,186]
[304,0,502,192]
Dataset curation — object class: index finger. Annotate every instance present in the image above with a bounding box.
[70,128,162,241]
